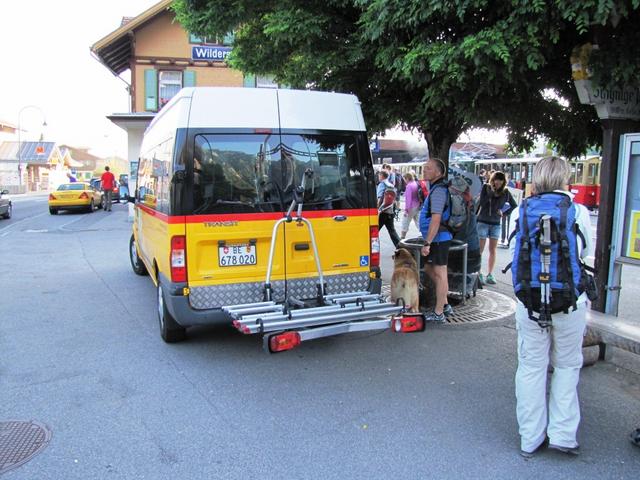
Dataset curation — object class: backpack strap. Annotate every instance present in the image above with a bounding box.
[558,197,578,313]
[424,180,450,233]
[517,199,536,321]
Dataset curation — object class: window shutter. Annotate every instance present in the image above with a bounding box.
[223,32,235,45]
[144,69,158,111]
[243,74,255,88]
[183,70,196,88]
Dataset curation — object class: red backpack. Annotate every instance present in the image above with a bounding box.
[379,186,397,213]
[416,180,428,205]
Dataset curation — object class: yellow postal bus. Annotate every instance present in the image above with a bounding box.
[129,87,422,351]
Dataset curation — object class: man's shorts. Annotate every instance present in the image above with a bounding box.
[477,221,501,240]
[425,241,451,266]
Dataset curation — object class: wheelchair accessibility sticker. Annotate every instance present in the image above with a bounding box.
[360,255,369,267]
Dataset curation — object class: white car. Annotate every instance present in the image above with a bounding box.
[0,189,11,219]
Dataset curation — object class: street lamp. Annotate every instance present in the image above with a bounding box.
[17,105,47,191]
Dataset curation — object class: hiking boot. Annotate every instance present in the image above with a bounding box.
[485,273,497,285]
[443,304,454,318]
[424,311,446,323]
[548,443,580,456]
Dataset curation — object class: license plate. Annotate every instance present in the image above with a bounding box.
[218,244,257,267]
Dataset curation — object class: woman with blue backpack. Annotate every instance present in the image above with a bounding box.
[510,156,594,458]
[476,171,517,285]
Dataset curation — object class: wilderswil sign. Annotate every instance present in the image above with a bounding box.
[574,81,640,121]
[191,46,231,62]
[571,43,640,121]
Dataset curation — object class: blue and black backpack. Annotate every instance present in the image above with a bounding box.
[506,192,595,322]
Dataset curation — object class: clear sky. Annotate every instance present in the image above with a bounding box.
[0,0,158,158]
[0,0,506,160]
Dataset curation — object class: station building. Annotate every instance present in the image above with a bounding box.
[91,0,275,171]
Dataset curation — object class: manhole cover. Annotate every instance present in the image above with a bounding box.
[0,421,52,475]
[382,286,516,325]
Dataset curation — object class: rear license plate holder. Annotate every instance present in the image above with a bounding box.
[218,244,257,267]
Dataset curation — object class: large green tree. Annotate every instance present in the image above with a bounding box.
[174,0,640,159]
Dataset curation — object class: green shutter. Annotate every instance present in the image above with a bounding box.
[144,69,158,111]
[223,31,235,45]
[243,74,255,88]
[183,70,196,88]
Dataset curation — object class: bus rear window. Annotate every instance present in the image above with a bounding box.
[192,133,368,215]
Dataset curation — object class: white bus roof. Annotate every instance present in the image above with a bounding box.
[145,87,366,134]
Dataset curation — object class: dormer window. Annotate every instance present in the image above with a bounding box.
[189,32,234,46]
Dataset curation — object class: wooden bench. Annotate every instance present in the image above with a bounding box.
[584,309,640,361]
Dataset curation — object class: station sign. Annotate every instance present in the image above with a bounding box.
[191,46,231,62]
[571,43,640,121]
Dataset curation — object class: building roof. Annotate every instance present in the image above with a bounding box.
[58,145,100,170]
[0,120,17,134]
[450,142,506,158]
[90,0,173,75]
[0,141,57,164]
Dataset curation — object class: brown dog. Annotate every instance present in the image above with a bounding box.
[390,248,420,312]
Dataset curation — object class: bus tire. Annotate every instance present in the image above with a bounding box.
[129,234,148,276]
[158,282,186,343]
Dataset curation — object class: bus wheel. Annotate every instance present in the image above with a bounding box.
[129,234,148,276]
[158,282,186,343]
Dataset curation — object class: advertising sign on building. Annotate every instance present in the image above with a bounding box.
[191,46,231,62]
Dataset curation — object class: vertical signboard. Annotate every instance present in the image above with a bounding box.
[616,138,640,261]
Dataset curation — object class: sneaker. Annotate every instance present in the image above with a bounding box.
[485,273,497,285]
[520,439,548,459]
[630,428,640,447]
[548,443,580,456]
[424,311,446,323]
[478,273,485,285]
[443,304,454,318]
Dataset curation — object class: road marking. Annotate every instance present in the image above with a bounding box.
[58,215,86,231]
[0,212,47,236]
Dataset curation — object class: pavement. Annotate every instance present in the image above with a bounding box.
[380,206,640,368]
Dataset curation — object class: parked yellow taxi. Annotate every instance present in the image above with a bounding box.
[48,182,102,214]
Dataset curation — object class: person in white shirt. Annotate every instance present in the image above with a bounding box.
[510,156,593,458]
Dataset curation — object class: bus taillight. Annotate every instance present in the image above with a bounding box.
[170,235,187,282]
[370,226,380,267]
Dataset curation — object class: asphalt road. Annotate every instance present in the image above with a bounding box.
[1,197,639,479]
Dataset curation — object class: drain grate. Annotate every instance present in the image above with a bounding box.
[0,421,52,475]
[382,287,516,325]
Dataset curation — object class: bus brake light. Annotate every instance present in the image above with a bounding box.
[370,226,380,267]
[170,235,187,282]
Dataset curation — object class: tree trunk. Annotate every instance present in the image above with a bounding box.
[424,130,459,172]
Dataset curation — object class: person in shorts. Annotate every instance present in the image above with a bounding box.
[476,171,516,284]
[419,158,453,322]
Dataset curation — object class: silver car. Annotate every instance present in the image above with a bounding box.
[0,189,11,219]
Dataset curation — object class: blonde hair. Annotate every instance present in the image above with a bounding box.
[532,156,570,194]
[403,171,415,182]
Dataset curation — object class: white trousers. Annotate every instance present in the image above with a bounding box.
[515,302,586,452]
[401,206,421,236]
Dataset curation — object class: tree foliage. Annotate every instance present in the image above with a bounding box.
[173,0,640,159]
